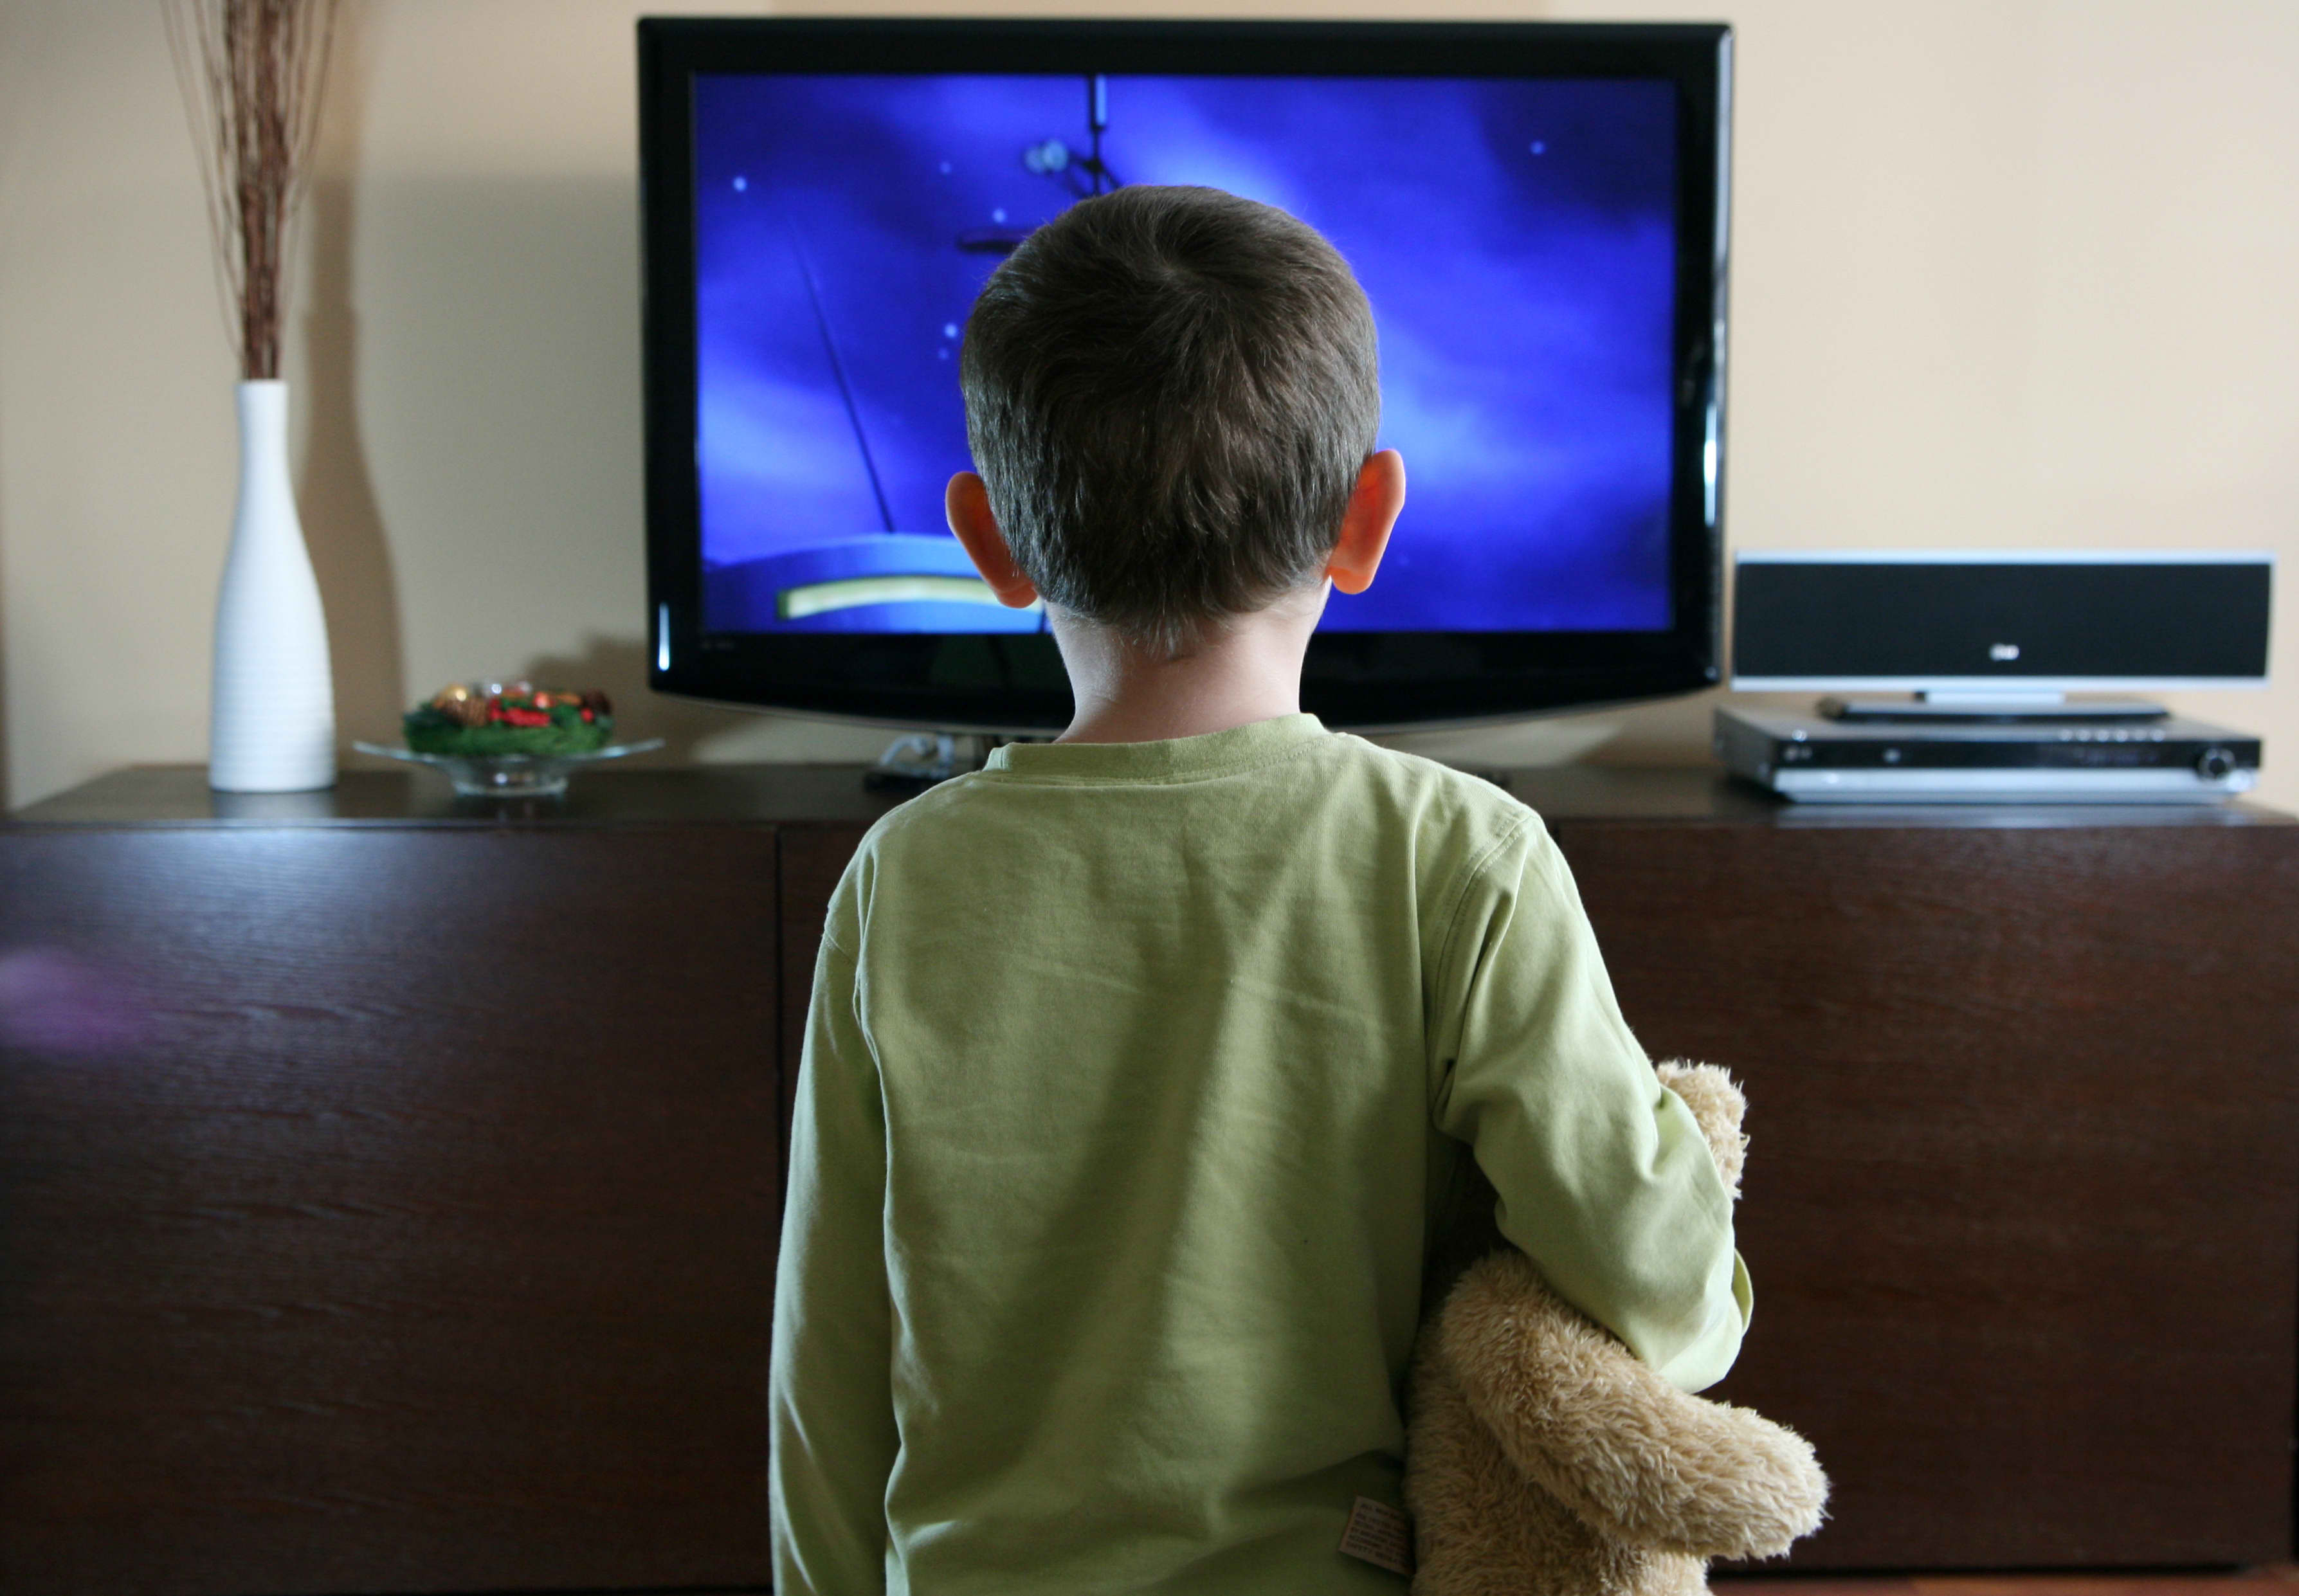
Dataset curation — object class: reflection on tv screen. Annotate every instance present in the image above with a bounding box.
[693,73,1679,636]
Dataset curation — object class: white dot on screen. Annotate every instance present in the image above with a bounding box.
[992,208,1007,224]
[943,323,959,339]
[1529,141,1545,156]
[732,175,748,190]
[940,161,952,174]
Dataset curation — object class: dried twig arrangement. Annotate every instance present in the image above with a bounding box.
[164,0,341,381]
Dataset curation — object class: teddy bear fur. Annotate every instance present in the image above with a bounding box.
[1403,1062,1828,1596]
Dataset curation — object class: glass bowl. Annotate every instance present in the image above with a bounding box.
[352,738,666,799]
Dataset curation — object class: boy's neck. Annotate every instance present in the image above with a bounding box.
[1051,590,1325,745]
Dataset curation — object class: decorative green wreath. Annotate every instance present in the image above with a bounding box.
[403,684,615,757]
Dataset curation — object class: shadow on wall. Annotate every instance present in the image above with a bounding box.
[298,9,404,755]
[303,176,404,752]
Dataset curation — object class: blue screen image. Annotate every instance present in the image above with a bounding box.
[693,73,1680,635]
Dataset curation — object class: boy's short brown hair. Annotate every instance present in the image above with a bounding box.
[959,185,1381,656]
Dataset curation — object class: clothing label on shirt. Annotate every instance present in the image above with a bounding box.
[1338,1496,1416,1577]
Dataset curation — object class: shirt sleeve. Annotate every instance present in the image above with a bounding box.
[1427,812,1752,1393]
[770,914,899,1593]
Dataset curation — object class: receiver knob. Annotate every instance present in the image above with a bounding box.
[2196,747,2236,781]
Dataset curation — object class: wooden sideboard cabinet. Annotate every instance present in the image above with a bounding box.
[3,764,2294,1595]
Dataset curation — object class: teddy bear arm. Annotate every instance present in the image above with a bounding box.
[1439,1253,1828,1561]
[1653,1060,1747,1196]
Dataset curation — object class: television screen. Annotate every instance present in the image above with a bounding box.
[642,21,1731,728]
[691,73,1678,638]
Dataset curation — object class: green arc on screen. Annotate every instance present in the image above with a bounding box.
[776,574,1042,621]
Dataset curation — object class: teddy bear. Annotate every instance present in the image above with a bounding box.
[1403,1062,1829,1596]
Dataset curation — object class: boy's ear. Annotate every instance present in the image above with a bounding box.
[946,471,1041,608]
[1326,449,1405,597]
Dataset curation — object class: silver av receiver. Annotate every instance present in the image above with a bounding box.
[1715,706,2258,804]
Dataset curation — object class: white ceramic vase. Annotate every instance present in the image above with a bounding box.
[208,380,336,792]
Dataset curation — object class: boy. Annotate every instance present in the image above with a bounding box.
[769,186,1750,1595]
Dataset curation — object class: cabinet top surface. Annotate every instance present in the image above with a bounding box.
[6,763,2291,830]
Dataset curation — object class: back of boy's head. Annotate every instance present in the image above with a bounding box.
[960,185,1381,656]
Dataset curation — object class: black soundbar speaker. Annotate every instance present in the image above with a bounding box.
[1731,551,2272,690]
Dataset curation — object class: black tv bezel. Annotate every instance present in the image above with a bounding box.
[641,17,1732,730]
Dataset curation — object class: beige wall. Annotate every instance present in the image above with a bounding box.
[3,0,2294,810]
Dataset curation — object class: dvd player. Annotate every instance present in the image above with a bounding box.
[1714,705,2260,803]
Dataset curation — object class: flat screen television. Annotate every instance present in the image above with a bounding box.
[639,17,1732,730]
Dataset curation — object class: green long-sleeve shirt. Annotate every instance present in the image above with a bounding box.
[770,714,1751,1595]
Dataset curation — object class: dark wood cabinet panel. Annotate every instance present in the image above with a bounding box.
[4,767,2294,1592]
[1554,824,2299,1570]
[0,825,781,1596]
